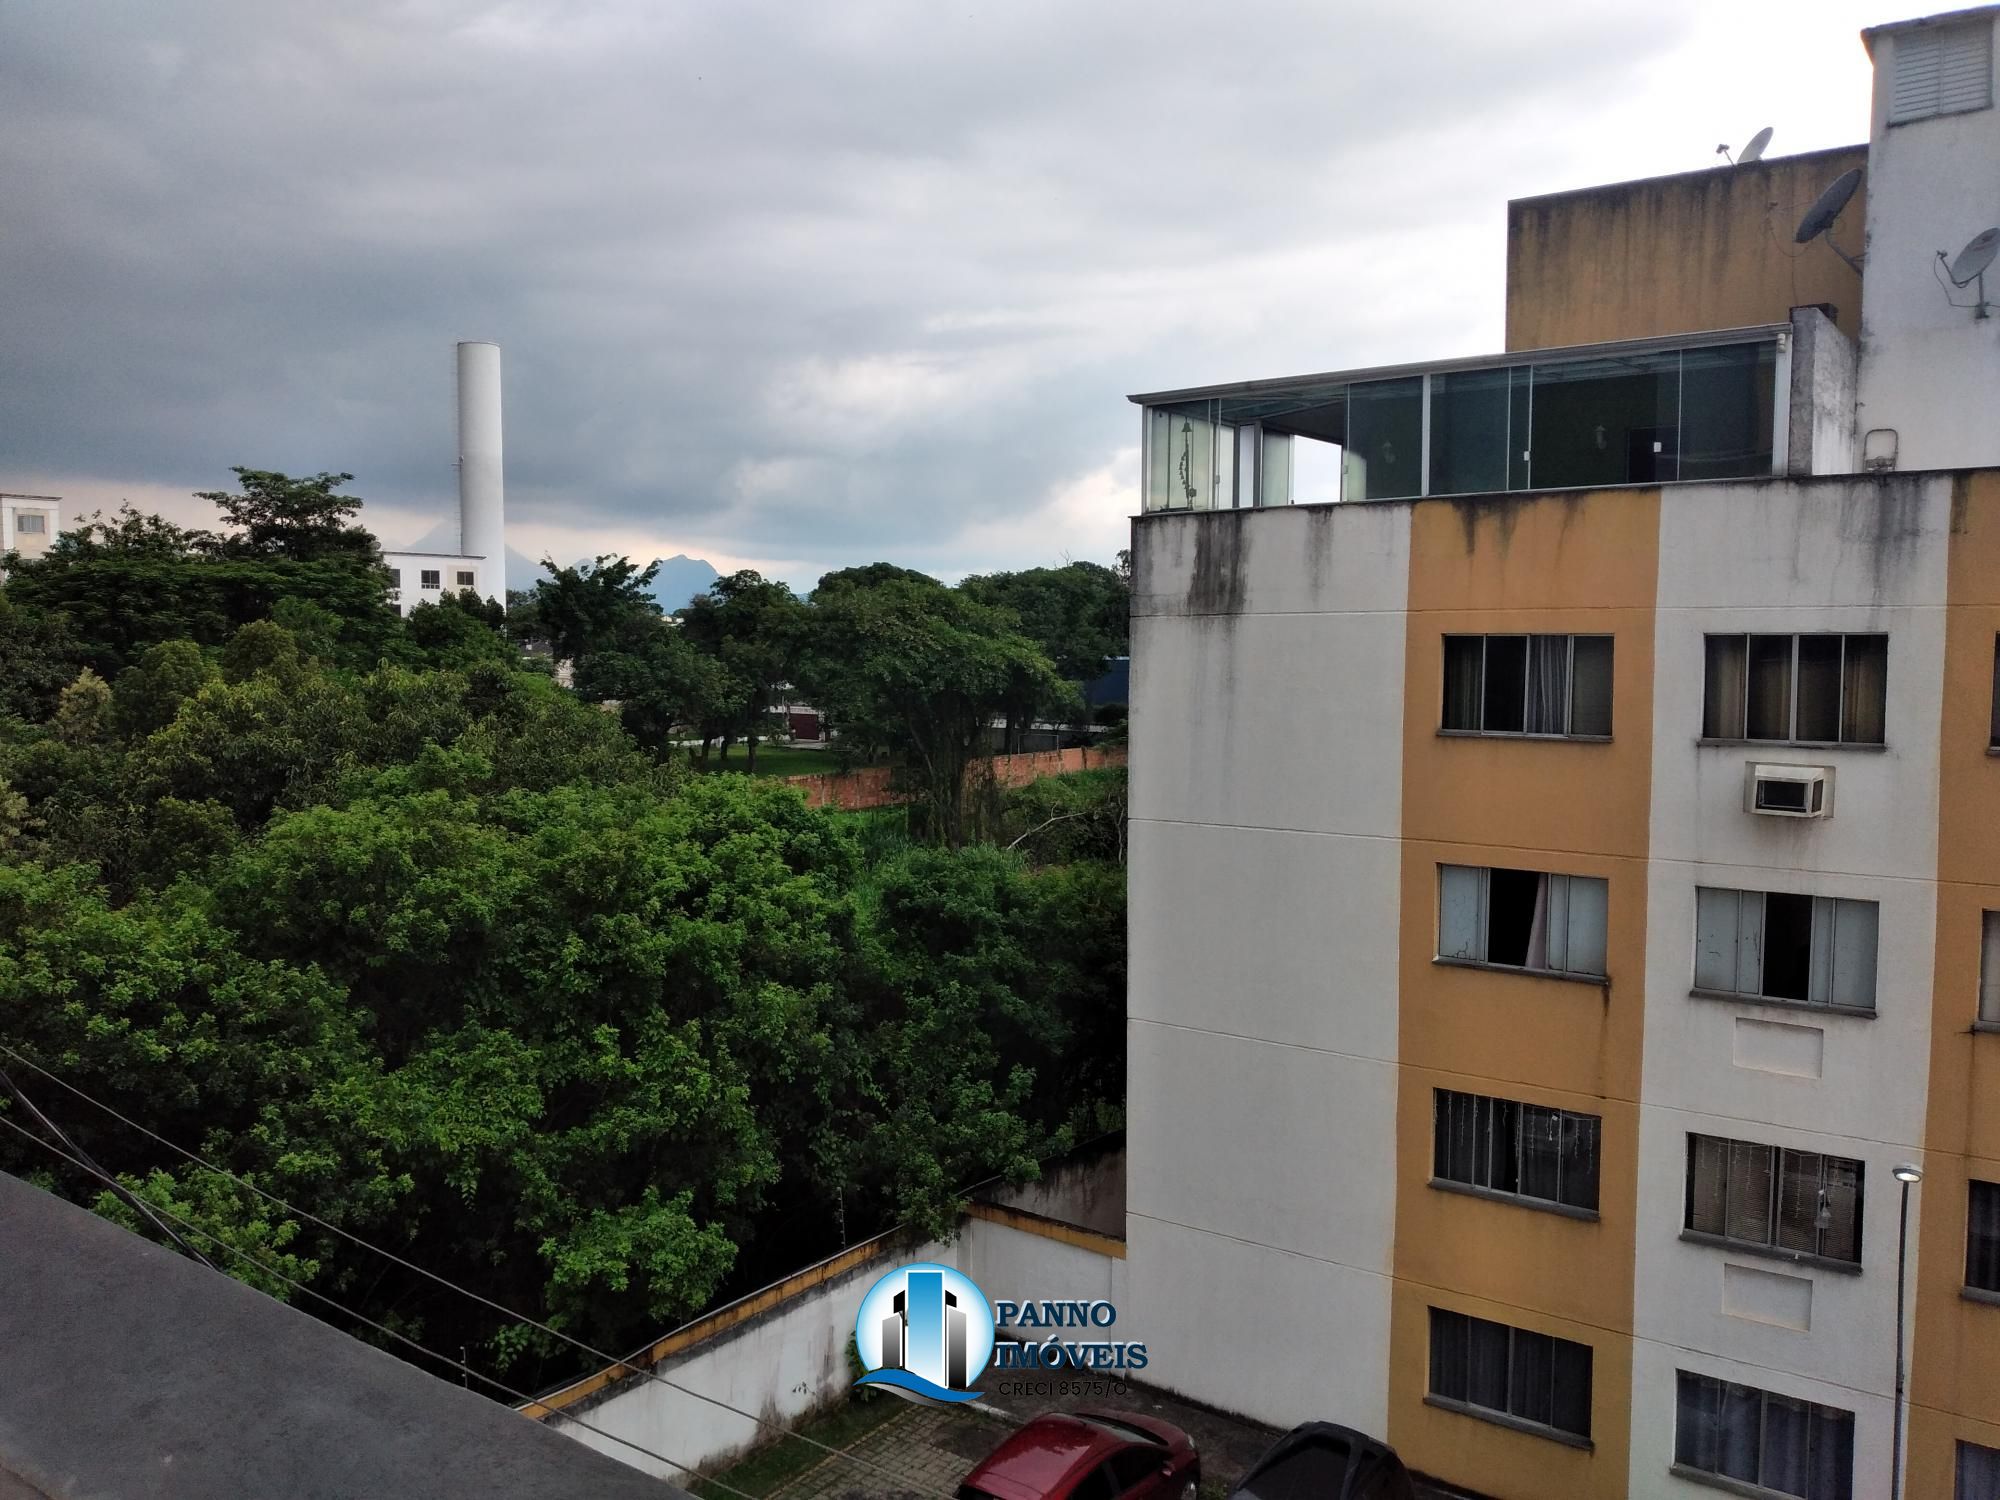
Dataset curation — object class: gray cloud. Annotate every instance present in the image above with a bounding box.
[1,1,1871,589]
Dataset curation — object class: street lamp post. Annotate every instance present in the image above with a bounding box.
[1890,1163,1923,1500]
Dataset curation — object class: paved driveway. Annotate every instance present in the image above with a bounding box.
[765,1381,1486,1500]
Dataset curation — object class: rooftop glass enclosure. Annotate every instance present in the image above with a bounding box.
[1135,331,1782,513]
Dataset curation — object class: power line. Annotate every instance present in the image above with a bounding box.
[0,1111,754,1500]
[0,1065,215,1271]
[0,1041,961,1500]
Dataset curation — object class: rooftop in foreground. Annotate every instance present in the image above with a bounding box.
[0,1171,690,1500]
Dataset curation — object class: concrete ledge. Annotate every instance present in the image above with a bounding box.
[520,1229,909,1419]
[962,1201,1128,1260]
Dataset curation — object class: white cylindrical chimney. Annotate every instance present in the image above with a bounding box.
[456,340,505,604]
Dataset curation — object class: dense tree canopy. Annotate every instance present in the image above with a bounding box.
[0,472,1126,1393]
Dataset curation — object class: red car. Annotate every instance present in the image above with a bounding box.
[958,1410,1200,1500]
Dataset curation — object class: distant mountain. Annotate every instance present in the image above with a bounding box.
[645,554,721,613]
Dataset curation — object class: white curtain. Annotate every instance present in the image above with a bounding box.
[1524,874,1551,970]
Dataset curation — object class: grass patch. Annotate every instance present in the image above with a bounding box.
[691,1394,907,1499]
[696,745,840,779]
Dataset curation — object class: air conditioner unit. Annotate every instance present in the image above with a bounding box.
[1746,763,1832,819]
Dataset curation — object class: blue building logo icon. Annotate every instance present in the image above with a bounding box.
[853,1262,996,1404]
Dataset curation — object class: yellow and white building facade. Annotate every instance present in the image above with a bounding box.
[1124,9,2000,1498]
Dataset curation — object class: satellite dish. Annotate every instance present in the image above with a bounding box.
[1794,167,1865,272]
[1938,227,1999,319]
[1948,227,2000,287]
[1795,168,1862,243]
[1739,126,1773,164]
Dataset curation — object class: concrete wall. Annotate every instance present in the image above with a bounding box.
[541,1212,1124,1483]
[1909,469,2000,1497]
[1856,15,2000,472]
[1506,147,1869,352]
[1787,305,1861,477]
[1125,504,1408,1438]
[984,1143,1126,1238]
[1386,487,1661,1499]
[1634,472,1953,1498]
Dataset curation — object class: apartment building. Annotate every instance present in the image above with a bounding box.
[1123,9,2000,1499]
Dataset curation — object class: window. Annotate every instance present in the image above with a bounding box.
[1108,1449,1161,1491]
[1982,913,2000,1026]
[1433,1090,1601,1213]
[1442,635,1613,737]
[1138,340,1778,515]
[1961,1440,2000,1499]
[1427,1308,1591,1441]
[13,512,45,534]
[1970,1180,2000,1295]
[1438,865,1608,979]
[1990,635,2000,748]
[420,569,441,589]
[1067,1466,1116,1500]
[1890,21,1992,124]
[387,569,402,589]
[1685,1134,1864,1263]
[456,570,475,587]
[1674,1371,1853,1500]
[1693,887,1879,1011]
[1702,634,1887,745]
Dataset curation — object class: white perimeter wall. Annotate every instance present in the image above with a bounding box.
[553,1217,1125,1483]
[1634,473,1951,1498]
[1125,504,1409,1435]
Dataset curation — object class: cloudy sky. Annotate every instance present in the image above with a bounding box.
[3,1,1888,592]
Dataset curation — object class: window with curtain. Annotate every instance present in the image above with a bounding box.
[1674,1372,1853,1500]
[1433,1089,1600,1212]
[1702,634,1887,744]
[1969,1180,2000,1295]
[1685,1134,1864,1263]
[1960,1439,2000,1499]
[1693,887,1879,1011]
[1438,865,1608,979]
[1428,1308,1591,1441]
[1441,635,1613,737]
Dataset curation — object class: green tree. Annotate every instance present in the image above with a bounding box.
[0,596,91,723]
[6,502,397,677]
[197,468,380,566]
[513,556,661,664]
[571,620,725,758]
[403,590,513,670]
[796,576,1074,845]
[959,562,1127,750]
[675,571,803,770]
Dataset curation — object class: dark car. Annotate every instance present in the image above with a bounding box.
[958,1409,1200,1500]
[1227,1422,1416,1500]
